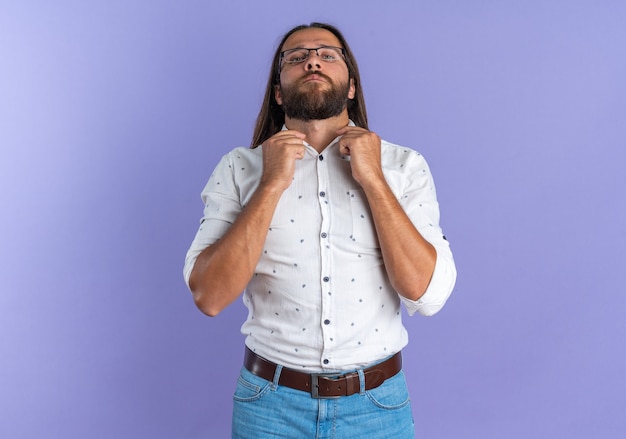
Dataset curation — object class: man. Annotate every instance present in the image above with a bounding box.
[184,22,456,438]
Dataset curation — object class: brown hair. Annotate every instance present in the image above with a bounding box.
[250,23,368,148]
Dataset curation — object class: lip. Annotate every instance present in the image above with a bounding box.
[303,74,327,83]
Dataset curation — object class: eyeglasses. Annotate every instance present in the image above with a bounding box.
[280,46,346,67]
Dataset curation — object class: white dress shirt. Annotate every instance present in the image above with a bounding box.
[184,129,456,372]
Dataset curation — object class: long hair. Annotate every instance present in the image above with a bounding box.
[250,23,368,148]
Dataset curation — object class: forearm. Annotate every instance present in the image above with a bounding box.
[189,184,283,316]
[362,177,437,301]
[189,130,307,316]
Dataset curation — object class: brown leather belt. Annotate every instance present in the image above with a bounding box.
[244,347,402,399]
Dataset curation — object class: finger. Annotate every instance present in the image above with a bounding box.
[265,130,306,147]
[280,130,307,140]
[337,126,369,137]
[336,126,357,136]
[280,141,305,159]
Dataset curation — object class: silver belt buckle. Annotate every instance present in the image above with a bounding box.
[310,373,341,399]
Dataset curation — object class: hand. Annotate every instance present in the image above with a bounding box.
[260,130,307,192]
[336,126,383,187]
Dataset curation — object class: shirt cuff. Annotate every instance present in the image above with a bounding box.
[400,247,457,316]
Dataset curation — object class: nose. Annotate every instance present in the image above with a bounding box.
[306,49,322,70]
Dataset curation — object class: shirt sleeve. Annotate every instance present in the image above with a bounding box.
[392,148,457,316]
[183,152,241,289]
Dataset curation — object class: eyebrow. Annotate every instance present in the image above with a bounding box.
[281,45,341,52]
[282,40,341,50]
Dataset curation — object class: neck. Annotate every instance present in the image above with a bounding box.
[284,111,350,152]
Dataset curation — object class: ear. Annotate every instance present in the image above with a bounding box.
[274,84,283,105]
[348,78,356,99]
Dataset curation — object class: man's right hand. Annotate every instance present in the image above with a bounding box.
[260,130,307,192]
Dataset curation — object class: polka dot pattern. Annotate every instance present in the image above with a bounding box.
[183,128,455,372]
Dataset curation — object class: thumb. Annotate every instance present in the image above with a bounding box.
[338,142,351,156]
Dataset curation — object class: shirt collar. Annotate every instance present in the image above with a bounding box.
[280,120,356,151]
[280,119,356,132]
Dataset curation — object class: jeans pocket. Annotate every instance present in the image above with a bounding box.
[233,367,272,403]
[365,371,411,410]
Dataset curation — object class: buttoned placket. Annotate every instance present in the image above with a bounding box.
[316,149,335,369]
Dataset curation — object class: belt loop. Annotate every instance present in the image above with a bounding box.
[271,364,283,390]
[357,368,366,395]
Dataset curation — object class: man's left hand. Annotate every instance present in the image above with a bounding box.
[336,126,383,187]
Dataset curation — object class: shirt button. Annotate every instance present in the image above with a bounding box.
[323,359,329,364]
[323,276,330,282]
[321,232,327,238]
[319,155,324,161]
[324,319,330,325]
[319,191,326,197]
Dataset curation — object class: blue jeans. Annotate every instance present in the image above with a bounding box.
[232,364,414,438]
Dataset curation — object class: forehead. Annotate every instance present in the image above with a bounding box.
[282,28,342,50]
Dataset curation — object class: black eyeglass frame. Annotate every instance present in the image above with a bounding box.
[279,46,346,69]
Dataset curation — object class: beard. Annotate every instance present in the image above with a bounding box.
[279,74,350,121]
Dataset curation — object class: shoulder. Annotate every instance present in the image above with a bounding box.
[213,146,264,184]
[380,139,429,170]
[213,146,263,170]
[223,146,263,160]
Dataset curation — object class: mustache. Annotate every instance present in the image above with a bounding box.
[300,71,332,83]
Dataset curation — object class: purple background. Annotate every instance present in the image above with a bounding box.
[2,1,625,438]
